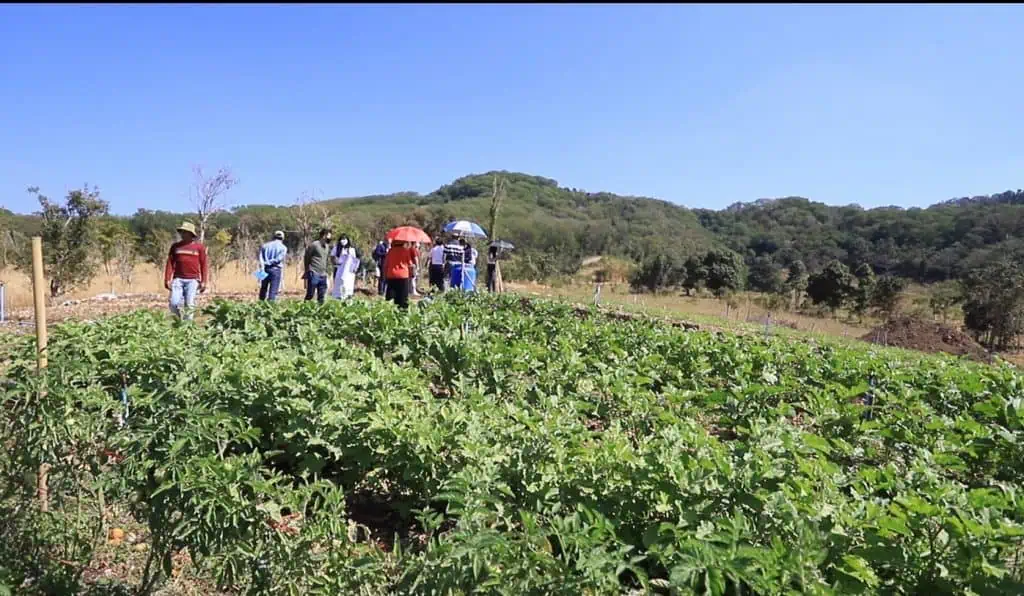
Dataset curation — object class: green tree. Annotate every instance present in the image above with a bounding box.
[807,260,856,314]
[702,249,744,298]
[96,219,133,277]
[927,280,962,323]
[870,275,906,321]
[24,185,109,298]
[680,255,705,296]
[851,263,877,318]
[961,257,1024,349]
[630,253,679,293]
[207,229,234,285]
[140,229,173,268]
[747,255,784,294]
[784,260,808,310]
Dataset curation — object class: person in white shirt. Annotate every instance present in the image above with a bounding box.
[429,242,446,293]
[330,236,360,300]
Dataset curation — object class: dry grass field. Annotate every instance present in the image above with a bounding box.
[0,262,310,309]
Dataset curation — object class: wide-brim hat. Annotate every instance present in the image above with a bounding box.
[176,221,197,236]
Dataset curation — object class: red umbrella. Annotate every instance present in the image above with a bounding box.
[386,226,431,244]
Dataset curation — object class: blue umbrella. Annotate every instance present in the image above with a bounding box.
[443,220,488,238]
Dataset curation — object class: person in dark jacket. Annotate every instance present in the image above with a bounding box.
[303,228,333,303]
[486,245,499,292]
[372,240,389,295]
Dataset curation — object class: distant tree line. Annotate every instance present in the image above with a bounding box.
[2,171,1024,349]
[630,251,907,321]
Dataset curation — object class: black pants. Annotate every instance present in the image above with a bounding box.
[429,264,445,292]
[376,261,386,295]
[304,272,327,303]
[486,264,497,292]
[385,277,410,310]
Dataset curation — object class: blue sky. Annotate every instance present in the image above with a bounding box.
[1,4,1022,215]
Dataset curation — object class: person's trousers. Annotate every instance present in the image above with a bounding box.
[304,272,328,303]
[449,264,464,291]
[169,278,200,320]
[259,267,283,301]
[385,277,410,310]
[487,264,496,292]
[376,263,387,295]
[429,264,445,292]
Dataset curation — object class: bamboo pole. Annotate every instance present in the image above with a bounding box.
[31,236,50,512]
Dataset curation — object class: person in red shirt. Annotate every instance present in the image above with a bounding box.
[382,240,419,310]
[163,221,209,320]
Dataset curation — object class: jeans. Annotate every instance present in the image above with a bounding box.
[385,277,410,310]
[169,278,200,320]
[259,267,283,301]
[305,272,328,303]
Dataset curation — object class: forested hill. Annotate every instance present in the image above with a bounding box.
[1,170,1022,284]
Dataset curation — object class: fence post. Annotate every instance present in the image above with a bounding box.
[31,237,50,512]
[594,283,602,306]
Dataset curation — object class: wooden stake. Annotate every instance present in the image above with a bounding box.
[32,237,47,368]
[31,236,49,512]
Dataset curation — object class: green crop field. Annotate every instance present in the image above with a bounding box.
[1,294,1023,595]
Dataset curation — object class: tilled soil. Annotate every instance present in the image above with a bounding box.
[861,316,991,361]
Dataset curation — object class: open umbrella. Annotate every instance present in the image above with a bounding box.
[489,240,515,250]
[443,220,488,238]
[386,226,431,244]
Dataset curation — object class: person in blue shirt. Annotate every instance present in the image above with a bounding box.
[258,230,288,301]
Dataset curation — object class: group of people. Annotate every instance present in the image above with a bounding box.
[162,221,501,320]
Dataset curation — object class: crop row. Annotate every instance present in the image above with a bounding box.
[1,293,1022,595]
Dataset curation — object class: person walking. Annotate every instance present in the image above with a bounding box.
[428,241,445,293]
[486,245,499,293]
[372,240,389,296]
[410,244,422,297]
[303,228,332,303]
[463,241,478,292]
[330,235,360,300]
[383,240,418,310]
[443,236,466,290]
[258,230,287,301]
[163,221,208,321]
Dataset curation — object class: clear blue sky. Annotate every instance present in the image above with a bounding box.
[1,4,1022,215]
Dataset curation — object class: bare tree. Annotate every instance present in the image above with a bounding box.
[206,229,234,291]
[0,228,25,270]
[189,165,238,243]
[487,175,508,293]
[233,217,260,274]
[113,235,138,292]
[487,174,507,242]
[293,189,331,282]
[294,189,330,249]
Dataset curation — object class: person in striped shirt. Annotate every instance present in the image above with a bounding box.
[258,230,287,301]
[442,236,466,290]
